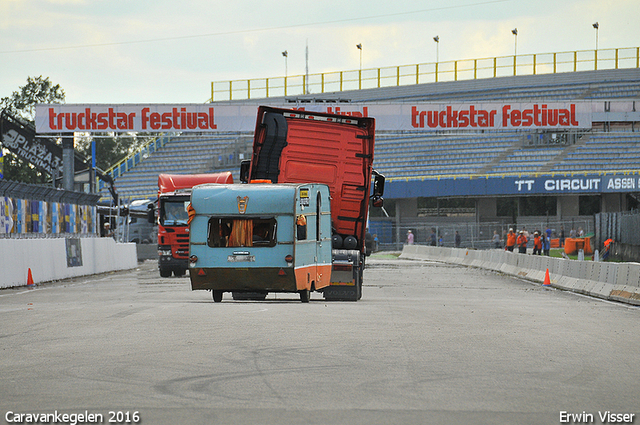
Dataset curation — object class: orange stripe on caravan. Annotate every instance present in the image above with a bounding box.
[294,264,332,291]
[316,264,332,291]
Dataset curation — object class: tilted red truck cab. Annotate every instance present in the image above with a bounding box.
[241,106,384,300]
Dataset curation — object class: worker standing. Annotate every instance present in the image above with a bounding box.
[516,230,528,254]
[532,231,542,255]
[506,228,516,252]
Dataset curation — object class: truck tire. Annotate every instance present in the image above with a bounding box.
[212,290,223,303]
[160,269,172,278]
[299,289,310,303]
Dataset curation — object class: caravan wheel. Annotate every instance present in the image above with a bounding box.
[212,290,223,303]
[299,289,310,303]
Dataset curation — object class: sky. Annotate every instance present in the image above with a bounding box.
[1,0,638,104]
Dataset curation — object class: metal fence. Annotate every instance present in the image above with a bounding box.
[0,180,100,238]
[369,217,594,252]
[595,210,640,247]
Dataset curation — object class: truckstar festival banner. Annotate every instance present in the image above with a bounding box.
[35,102,592,133]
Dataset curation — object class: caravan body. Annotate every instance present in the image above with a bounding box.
[188,183,332,302]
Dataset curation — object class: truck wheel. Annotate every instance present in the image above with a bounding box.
[212,290,223,303]
[299,289,310,303]
[160,269,172,278]
[174,269,186,277]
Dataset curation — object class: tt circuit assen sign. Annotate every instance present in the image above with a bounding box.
[35,102,593,133]
[387,174,640,199]
[513,175,640,194]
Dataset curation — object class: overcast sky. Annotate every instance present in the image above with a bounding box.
[1,0,638,104]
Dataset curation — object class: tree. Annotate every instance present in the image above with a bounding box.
[1,76,65,121]
[1,76,65,183]
[2,76,150,185]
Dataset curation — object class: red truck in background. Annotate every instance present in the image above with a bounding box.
[156,172,233,277]
[240,106,384,300]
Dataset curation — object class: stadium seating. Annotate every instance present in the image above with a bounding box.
[103,68,640,201]
[106,134,251,200]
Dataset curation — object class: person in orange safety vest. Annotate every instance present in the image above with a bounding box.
[506,228,516,252]
[532,231,542,255]
[516,230,528,254]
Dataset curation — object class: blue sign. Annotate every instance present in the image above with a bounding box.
[384,173,640,199]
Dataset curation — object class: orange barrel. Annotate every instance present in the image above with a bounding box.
[564,238,576,255]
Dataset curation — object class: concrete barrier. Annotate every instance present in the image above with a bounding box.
[136,243,158,262]
[400,245,640,306]
[0,237,138,288]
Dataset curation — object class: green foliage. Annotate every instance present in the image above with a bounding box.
[2,152,50,184]
[1,76,65,183]
[1,76,65,121]
[1,76,150,183]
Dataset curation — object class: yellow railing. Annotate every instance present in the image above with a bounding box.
[210,47,640,102]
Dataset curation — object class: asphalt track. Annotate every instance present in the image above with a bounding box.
[0,254,638,425]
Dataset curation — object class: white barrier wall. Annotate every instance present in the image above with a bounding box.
[0,237,138,288]
[400,245,640,306]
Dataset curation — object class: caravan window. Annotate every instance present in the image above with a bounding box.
[207,217,277,248]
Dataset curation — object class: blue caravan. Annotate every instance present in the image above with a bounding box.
[188,183,332,302]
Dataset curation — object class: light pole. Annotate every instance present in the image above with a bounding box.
[593,22,599,50]
[356,43,363,89]
[282,50,288,95]
[282,50,288,77]
[512,28,518,76]
[433,36,440,82]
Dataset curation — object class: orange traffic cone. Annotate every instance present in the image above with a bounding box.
[543,268,551,286]
[27,268,35,288]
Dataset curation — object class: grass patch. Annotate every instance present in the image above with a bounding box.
[548,248,578,260]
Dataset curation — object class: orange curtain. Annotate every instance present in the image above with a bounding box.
[228,219,253,247]
[187,203,196,226]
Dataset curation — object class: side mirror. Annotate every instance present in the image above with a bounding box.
[372,170,385,200]
[240,160,251,184]
[147,204,155,224]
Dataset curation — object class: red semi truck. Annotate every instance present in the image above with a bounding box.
[156,172,233,277]
[240,106,384,300]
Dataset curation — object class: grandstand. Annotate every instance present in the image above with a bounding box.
[96,61,640,248]
[108,133,253,201]
[104,67,640,204]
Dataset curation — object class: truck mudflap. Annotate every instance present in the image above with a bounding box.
[323,249,363,301]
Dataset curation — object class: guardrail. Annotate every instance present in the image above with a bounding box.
[400,244,640,306]
[210,47,640,102]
